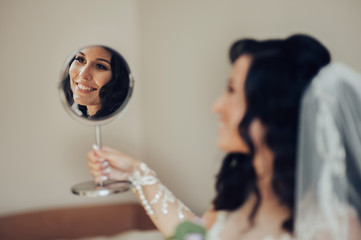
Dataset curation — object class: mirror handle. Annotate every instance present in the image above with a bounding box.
[94,125,106,186]
[95,124,102,148]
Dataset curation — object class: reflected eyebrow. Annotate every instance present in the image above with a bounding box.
[77,52,111,65]
[96,58,111,65]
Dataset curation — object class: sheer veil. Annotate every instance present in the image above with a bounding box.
[295,62,361,240]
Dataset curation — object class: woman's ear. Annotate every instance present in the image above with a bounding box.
[249,119,266,148]
[250,119,274,181]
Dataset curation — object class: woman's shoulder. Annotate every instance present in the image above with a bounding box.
[202,206,229,228]
[204,209,228,240]
[202,205,220,229]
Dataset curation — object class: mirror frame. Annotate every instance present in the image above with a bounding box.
[58,46,135,126]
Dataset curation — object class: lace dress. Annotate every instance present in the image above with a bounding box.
[207,211,294,240]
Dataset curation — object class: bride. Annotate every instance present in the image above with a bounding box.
[87,34,361,240]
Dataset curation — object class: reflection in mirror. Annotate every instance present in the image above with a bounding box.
[60,45,133,121]
[58,45,134,197]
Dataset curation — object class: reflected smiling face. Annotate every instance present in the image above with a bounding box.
[69,46,112,115]
[213,55,252,153]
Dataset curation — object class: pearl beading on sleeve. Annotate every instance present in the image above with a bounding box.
[129,162,191,219]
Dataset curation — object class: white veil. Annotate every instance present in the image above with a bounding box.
[295,62,361,240]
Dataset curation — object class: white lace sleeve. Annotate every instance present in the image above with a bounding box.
[128,162,193,222]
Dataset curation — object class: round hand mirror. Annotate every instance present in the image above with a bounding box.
[58,45,134,197]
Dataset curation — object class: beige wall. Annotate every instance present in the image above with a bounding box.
[1,0,361,216]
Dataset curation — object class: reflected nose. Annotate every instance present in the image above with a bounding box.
[79,64,92,80]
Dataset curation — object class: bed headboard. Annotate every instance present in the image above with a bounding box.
[0,203,156,240]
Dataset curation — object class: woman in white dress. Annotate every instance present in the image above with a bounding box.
[87,34,360,239]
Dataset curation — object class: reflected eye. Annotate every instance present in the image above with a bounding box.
[75,56,85,64]
[96,64,108,71]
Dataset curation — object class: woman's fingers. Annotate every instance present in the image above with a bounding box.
[87,150,111,182]
[89,162,128,182]
[87,145,137,182]
[96,146,137,172]
[87,161,106,173]
[91,146,128,170]
[87,150,102,163]
[87,146,139,199]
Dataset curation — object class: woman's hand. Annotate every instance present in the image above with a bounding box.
[87,145,140,183]
[88,146,196,237]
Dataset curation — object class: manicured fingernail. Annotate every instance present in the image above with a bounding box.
[103,167,111,174]
[102,161,109,167]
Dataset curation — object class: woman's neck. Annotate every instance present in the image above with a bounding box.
[87,105,101,117]
[253,141,277,200]
[248,144,291,224]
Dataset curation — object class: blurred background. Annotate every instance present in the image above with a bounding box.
[0,0,360,217]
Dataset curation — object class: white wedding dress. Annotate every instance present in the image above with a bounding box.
[207,211,294,240]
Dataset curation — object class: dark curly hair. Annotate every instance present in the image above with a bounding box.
[213,34,331,233]
[61,45,130,120]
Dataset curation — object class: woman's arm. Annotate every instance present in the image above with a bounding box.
[87,146,197,237]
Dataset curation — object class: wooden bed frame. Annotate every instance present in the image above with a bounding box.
[0,203,156,240]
